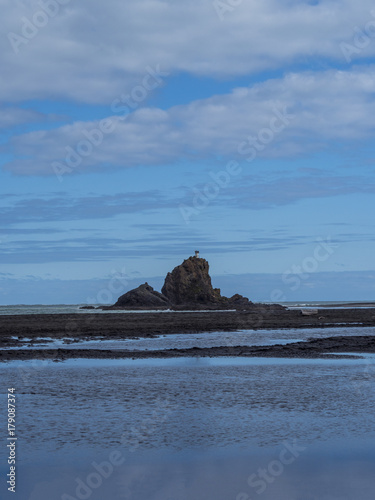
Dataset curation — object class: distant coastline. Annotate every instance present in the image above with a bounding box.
[1,301,375,315]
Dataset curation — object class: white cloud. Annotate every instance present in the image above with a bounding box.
[5,66,375,175]
[2,0,375,103]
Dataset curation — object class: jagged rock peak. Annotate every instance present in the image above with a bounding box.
[161,255,222,306]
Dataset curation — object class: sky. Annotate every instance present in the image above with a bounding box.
[1,0,375,304]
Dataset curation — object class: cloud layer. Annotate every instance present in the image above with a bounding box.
[5,67,375,175]
[2,0,375,103]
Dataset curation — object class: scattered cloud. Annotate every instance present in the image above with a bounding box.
[221,173,375,209]
[2,170,375,229]
[1,224,374,264]
[0,191,176,224]
[0,234,304,264]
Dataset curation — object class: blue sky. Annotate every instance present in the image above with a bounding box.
[1,0,375,304]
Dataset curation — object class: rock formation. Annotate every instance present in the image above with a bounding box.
[161,256,222,306]
[109,253,261,310]
[112,282,170,309]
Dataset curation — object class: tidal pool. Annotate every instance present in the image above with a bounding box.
[1,356,374,499]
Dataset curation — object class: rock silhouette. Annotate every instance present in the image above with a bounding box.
[108,253,264,310]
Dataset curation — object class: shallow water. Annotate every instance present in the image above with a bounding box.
[0,356,375,499]
[5,325,375,351]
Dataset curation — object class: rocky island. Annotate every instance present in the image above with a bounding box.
[102,252,284,311]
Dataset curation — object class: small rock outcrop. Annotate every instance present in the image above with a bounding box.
[113,282,170,309]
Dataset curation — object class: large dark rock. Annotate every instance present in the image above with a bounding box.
[161,256,258,309]
[113,283,170,309]
[161,256,222,306]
